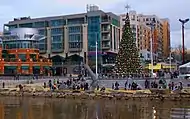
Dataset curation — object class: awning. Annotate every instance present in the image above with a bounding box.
[162,65,176,69]
[148,64,162,70]
[44,66,50,69]
[21,66,29,70]
[33,66,40,69]
[5,66,17,70]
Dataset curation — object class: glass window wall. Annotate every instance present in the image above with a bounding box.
[51,28,63,35]
[50,19,65,27]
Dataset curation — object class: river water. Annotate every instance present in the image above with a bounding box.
[0,97,190,119]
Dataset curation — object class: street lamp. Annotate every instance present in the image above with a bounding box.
[95,41,98,79]
[89,33,98,79]
[169,51,172,72]
[167,50,172,72]
[148,22,155,78]
[78,37,81,75]
[179,18,189,64]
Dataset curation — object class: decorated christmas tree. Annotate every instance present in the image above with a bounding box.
[114,12,141,75]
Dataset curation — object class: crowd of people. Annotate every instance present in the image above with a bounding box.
[99,70,179,80]
[46,75,90,91]
[110,78,183,91]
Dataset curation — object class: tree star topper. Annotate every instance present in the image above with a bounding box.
[125,4,131,12]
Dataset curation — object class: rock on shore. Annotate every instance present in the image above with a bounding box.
[1,86,190,101]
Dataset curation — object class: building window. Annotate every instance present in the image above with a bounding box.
[39,29,45,35]
[8,25,17,30]
[50,19,65,27]
[18,54,27,62]
[19,23,33,28]
[39,39,46,43]
[112,18,119,27]
[51,28,63,35]
[51,43,63,50]
[68,26,81,33]
[147,54,150,58]
[34,22,45,28]
[52,35,62,43]
[69,34,81,42]
[69,42,82,48]
[88,16,101,51]
[39,44,46,50]
[68,18,84,25]
[131,15,135,21]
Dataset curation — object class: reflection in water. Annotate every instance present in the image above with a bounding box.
[0,97,189,119]
[171,108,190,119]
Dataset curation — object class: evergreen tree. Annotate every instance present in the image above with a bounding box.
[114,13,141,75]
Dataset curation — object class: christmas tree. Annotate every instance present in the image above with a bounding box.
[114,12,141,75]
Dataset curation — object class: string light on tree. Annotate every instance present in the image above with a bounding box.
[114,5,142,75]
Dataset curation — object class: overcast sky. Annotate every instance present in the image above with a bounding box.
[0,0,190,48]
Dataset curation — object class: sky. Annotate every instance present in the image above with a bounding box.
[0,0,190,48]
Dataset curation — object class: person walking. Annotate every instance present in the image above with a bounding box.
[125,80,128,90]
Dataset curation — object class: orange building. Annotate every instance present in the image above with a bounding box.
[0,28,52,75]
[161,18,171,58]
[139,23,151,50]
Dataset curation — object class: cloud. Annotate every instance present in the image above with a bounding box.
[0,0,190,47]
[171,29,190,48]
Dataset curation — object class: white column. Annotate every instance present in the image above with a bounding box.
[47,27,51,56]
[150,36,154,78]
[170,52,172,72]
[96,41,98,79]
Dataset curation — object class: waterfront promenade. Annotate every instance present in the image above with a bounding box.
[0,76,190,102]
[0,76,189,90]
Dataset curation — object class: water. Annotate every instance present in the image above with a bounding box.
[0,97,190,119]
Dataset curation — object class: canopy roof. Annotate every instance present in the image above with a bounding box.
[179,62,190,68]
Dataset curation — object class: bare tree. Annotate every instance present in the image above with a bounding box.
[171,45,188,63]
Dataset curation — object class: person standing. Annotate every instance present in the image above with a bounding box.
[115,81,119,90]
[125,80,128,90]
[145,79,149,89]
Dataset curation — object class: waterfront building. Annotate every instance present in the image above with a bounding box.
[120,11,151,51]
[0,28,52,75]
[4,5,120,74]
[161,18,171,58]
[120,11,171,61]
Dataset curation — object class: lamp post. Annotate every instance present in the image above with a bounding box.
[169,52,172,72]
[78,38,81,75]
[89,33,98,79]
[95,41,98,79]
[149,23,155,78]
[179,18,189,64]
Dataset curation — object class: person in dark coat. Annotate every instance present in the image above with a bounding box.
[115,81,119,90]
[171,82,174,90]
[145,79,149,89]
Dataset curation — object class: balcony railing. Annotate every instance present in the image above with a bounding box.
[68,48,82,52]
[53,61,80,67]
[1,58,51,63]
[101,28,110,32]
[101,19,110,24]
[102,45,110,49]
[102,37,110,41]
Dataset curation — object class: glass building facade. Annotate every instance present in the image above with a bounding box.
[4,9,121,68]
[0,28,52,75]
[87,16,101,51]
[68,25,83,50]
